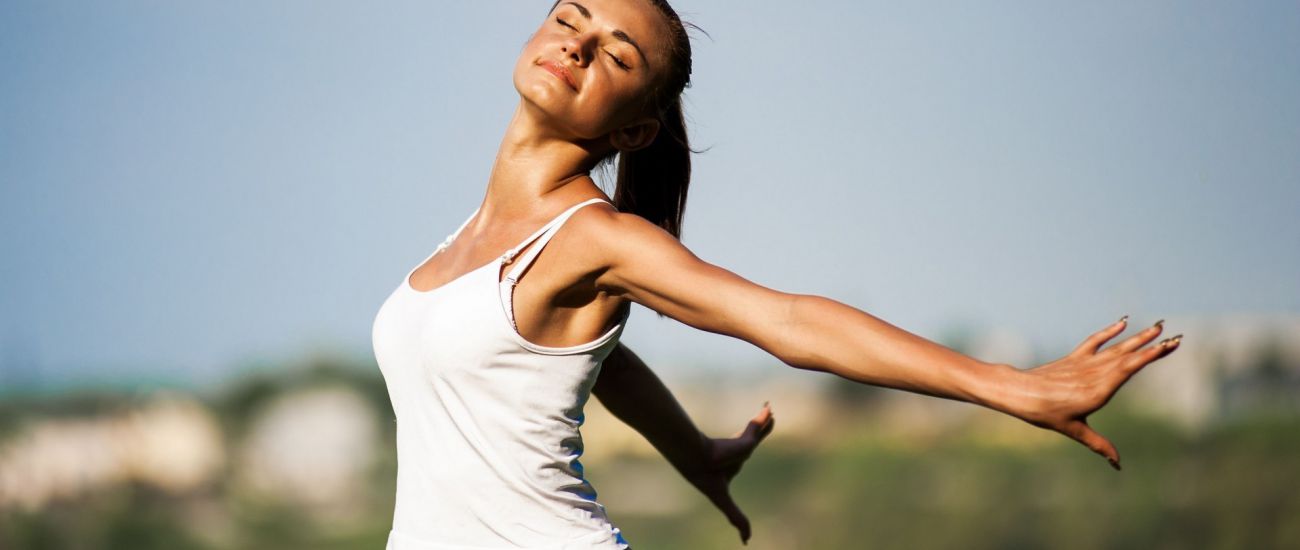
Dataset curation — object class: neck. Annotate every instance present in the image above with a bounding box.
[478,100,611,223]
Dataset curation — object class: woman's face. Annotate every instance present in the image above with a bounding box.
[514,0,669,143]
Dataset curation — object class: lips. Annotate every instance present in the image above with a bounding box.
[538,59,578,91]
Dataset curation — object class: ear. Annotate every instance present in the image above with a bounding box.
[608,117,661,153]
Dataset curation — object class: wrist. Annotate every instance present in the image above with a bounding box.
[965,361,1033,419]
[656,429,710,470]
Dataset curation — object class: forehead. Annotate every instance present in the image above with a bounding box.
[550,0,672,62]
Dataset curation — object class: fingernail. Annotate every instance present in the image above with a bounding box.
[763,400,770,408]
[1109,458,1121,471]
[1153,319,1165,330]
[1171,333,1183,345]
[1117,314,1129,326]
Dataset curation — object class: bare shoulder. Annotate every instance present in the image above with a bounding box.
[564,201,698,290]
[566,199,670,243]
[564,202,797,344]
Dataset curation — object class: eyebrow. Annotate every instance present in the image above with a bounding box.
[559,1,650,68]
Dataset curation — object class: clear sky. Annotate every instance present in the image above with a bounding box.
[2,1,1297,389]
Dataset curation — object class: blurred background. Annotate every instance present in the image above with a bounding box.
[2,1,1297,548]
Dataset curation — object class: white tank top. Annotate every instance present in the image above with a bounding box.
[371,198,632,550]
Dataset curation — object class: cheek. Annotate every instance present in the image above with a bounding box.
[512,46,552,93]
[512,55,531,83]
[575,98,643,140]
[515,38,541,68]
[513,33,547,70]
[605,81,652,121]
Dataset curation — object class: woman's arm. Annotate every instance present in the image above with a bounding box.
[572,207,1182,470]
[592,342,707,476]
[592,342,773,544]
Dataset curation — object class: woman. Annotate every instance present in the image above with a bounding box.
[371,0,1183,548]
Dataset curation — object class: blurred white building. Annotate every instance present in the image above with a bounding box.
[1123,313,1300,429]
[235,384,380,523]
[0,392,224,510]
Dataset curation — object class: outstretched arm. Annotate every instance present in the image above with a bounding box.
[767,298,1180,469]
[575,207,1183,471]
[592,342,773,544]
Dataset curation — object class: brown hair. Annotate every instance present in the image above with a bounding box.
[546,0,708,241]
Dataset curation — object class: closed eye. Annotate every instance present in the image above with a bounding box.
[607,52,630,70]
[556,17,576,30]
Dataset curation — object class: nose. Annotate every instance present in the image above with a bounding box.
[559,36,591,66]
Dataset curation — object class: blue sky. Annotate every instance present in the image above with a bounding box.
[2,1,1297,389]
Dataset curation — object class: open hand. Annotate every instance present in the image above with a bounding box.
[1012,316,1182,470]
[684,401,775,545]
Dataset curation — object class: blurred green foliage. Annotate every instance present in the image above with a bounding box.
[614,409,1300,549]
[2,360,1297,549]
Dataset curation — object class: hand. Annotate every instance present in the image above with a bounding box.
[1010,317,1182,470]
[684,401,775,545]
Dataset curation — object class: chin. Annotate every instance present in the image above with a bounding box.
[516,85,561,117]
[515,71,572,114]
[518,62,574,95]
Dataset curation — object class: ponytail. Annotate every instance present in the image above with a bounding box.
[611,96,694,240]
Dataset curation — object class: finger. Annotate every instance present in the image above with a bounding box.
[1068,419,1121,470]
[731,402,771,437]
[756,402,774,440]
[740,402,775,441]
[758,411,775,440]
[1073,316,1130,356]
[1108,319,1166,355]
[1120,333,1183,378]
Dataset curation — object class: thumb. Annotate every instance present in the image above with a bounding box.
[731,507,752,545]
[710,488,751,544]
[1068,419,1121,471]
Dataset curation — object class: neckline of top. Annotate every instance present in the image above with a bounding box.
[403,197,612,296]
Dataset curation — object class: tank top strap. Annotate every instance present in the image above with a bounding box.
[501,198,611,285]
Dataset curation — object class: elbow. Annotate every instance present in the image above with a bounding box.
[763,293,830,373]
